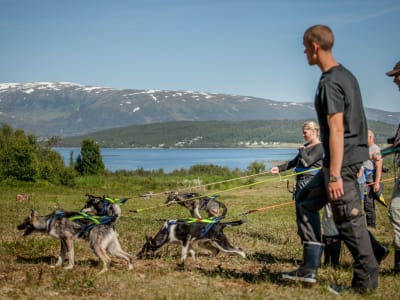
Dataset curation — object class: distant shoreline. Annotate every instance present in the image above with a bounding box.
[55,143,303,149]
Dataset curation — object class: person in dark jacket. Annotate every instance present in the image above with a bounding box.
[271,120,341,267]
[270,120,323,194]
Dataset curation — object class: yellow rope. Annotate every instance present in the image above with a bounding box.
[132,168,321,213]
[138,169,274,199]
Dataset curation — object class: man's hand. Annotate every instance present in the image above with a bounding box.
[328,180,344,200]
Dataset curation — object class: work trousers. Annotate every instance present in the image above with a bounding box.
[295,163,379,292]
[364,185,376,228]
[389,178,400,250]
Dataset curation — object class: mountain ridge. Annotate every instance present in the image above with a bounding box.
[0,82,398,138]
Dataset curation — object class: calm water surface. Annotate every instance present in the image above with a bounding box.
[55,148,298,173]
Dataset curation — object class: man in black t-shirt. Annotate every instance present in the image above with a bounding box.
[282,25,380,294]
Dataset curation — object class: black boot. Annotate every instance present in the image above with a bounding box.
[395,250,400,273]
[323,235,341,267]
[368,230,389,264]
[282,241,323,283]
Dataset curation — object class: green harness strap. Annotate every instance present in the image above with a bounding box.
[184,217,219,224]
[104,197,129,205]
[68,212,102,224]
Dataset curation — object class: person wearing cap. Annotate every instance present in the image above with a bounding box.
[386,60,400,273]
[281,24,379,294]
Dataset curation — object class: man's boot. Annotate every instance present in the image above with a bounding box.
[394,250,400,273]
[323,235,341,267]
[368,230,389,264]
[282,241,323,283]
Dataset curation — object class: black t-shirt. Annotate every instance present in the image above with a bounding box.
[314,64,368,166]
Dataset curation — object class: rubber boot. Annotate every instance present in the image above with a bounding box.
[395,250,400,273]
[282,241,323,283]
[323,235,341,267]
[368,230,389,264]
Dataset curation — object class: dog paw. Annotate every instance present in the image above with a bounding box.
[176,262,186,270]
[64,265,74,270]
[97,269,108,275]
[128,264,133,270]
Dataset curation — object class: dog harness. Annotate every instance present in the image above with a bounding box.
[168,217,221,239]
[47,210,115,236]
[100,197,129,215]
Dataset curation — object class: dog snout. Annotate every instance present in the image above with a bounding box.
[17,219,29,230]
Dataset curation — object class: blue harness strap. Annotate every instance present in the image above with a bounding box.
[47,210,66,233]
[67,212,116,236]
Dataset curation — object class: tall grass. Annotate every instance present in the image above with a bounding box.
[0,166,398,299]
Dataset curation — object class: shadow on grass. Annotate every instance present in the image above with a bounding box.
[195,252,302,285]
[16,255,54,265]
[197,264,282,284]
[197,263,324,289]
[247,252,297,265]
[16,255,99,267]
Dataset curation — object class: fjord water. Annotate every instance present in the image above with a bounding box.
[55,147,298,173]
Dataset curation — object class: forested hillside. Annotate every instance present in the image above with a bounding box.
[59,119,397,148]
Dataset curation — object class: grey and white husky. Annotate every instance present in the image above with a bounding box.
[165,191,228,219]
[17,210,133,274]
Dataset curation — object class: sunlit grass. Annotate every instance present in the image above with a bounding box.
[0,167,398,299]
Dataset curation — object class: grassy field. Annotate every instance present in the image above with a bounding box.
[0,170,399,300]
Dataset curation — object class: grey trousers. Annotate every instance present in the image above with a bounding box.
[295,163,379,292]
[389,178,400,250]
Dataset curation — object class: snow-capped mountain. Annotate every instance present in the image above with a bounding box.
[0,82,398,137]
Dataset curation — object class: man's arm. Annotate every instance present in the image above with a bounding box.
[327,112,344,200]
[374,156,382,192]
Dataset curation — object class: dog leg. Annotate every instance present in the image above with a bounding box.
[189,244,196,259]
[55,239,67,267]
[180,236,192,264]
[107,238,133,270]
[198,240,220,256]
[209,237,246,258]
[92,244,111,274]
[64,238,75,270]
[193,206,202,219]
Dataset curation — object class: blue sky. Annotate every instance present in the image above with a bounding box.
[1,0,399,112]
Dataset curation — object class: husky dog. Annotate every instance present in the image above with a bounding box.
[17,210,133,274]
[136,218,246,264]
[165,191,228,219]
[81,194,129,225]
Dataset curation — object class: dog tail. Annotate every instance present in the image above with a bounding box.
[220,219,246,228]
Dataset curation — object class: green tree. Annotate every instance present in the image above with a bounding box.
[247,161,266,174]
[0,125,38,181]
[0,124,76,185]
[75,139,105,175]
